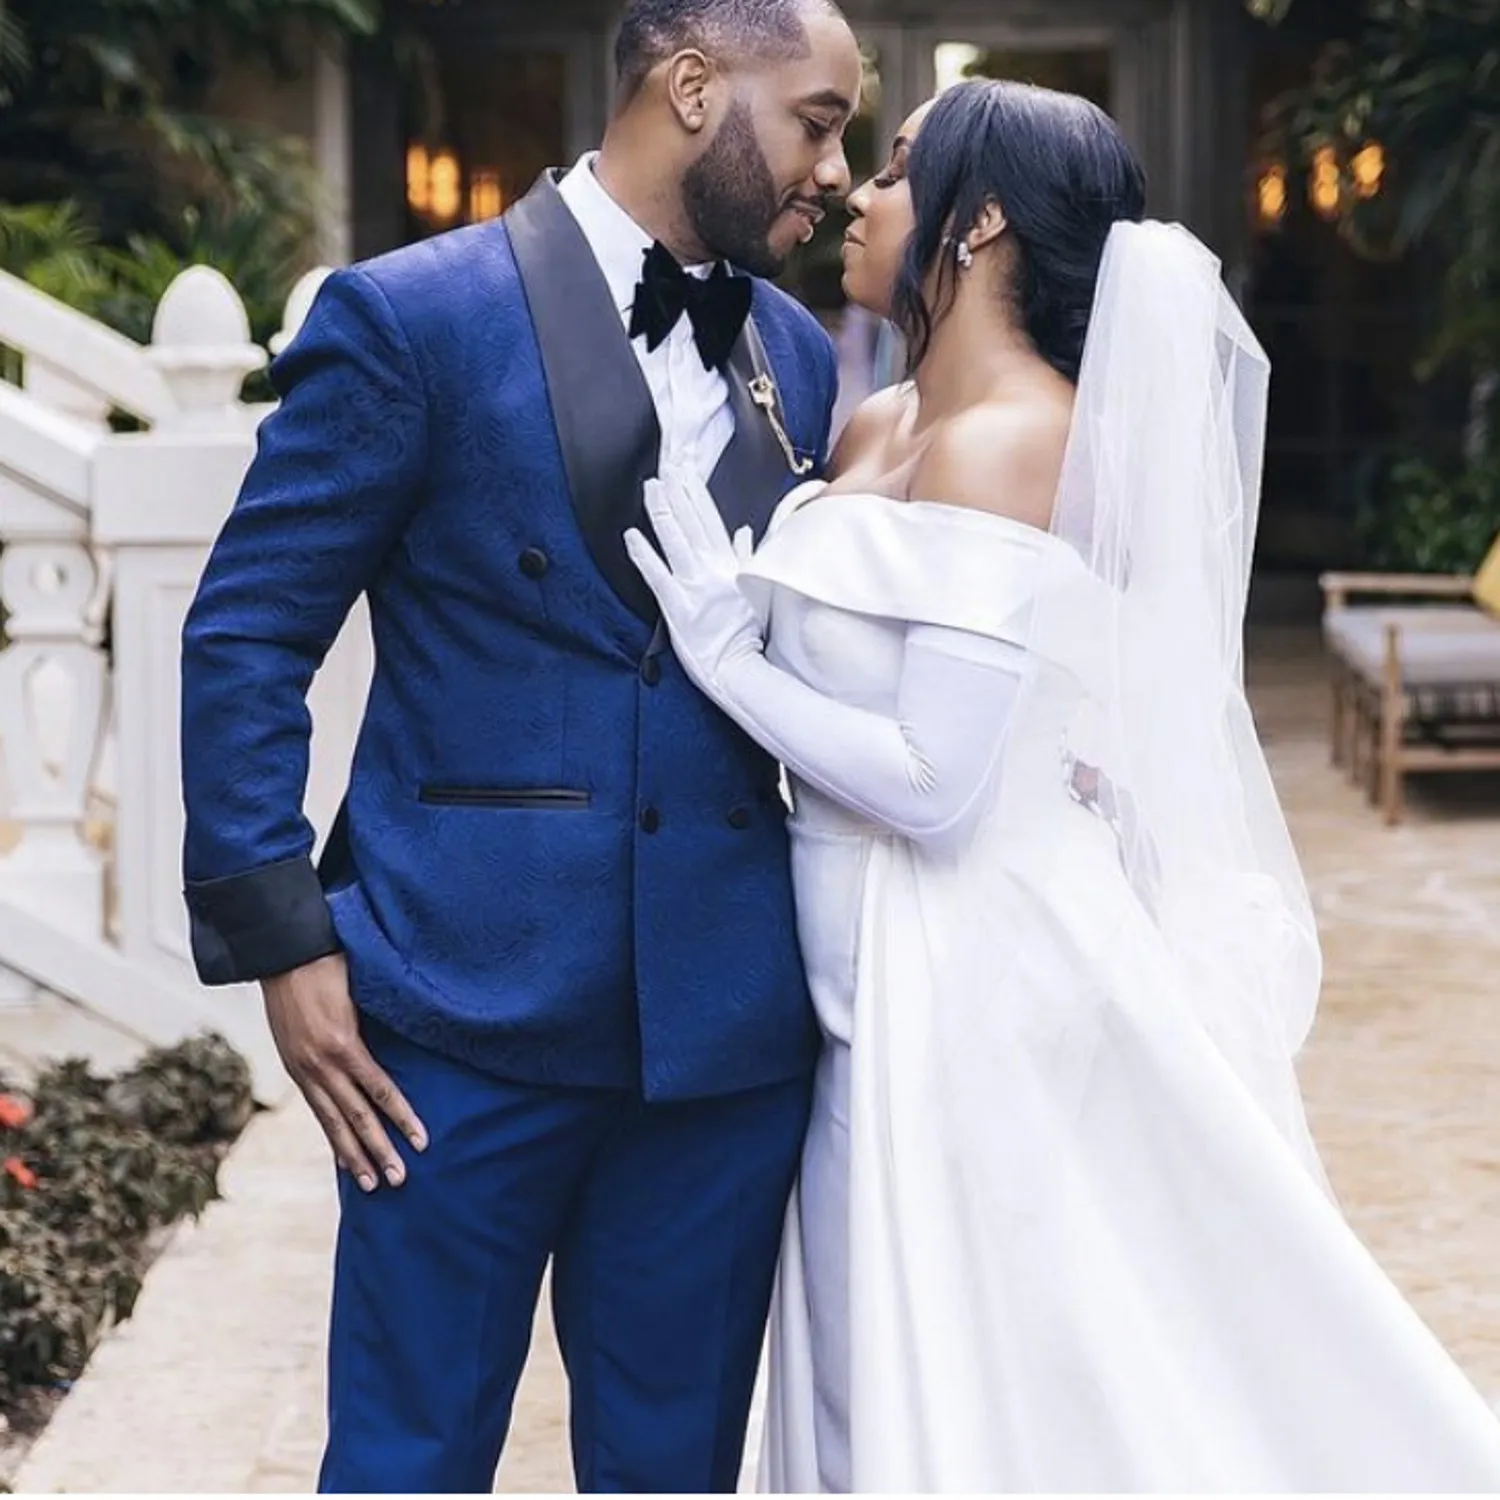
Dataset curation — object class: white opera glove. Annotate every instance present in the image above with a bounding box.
[624,466,764,704]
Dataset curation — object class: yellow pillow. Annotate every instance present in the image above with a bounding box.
[1474,532,1500,616]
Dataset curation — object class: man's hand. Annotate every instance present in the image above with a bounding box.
[262,954,428,1192]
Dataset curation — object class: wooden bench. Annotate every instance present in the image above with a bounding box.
[1320,572,1500,824]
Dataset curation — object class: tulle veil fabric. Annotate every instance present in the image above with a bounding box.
[1030,220,1326,1172]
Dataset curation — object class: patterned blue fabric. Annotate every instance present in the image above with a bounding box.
[319,1016,811,1492]
[181,210,837,1100]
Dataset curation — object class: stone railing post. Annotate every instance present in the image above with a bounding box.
[0,480,109,941]
[271,267,333,357]
[147,267,268,430]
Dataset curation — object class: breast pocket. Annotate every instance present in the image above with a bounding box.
[417,787,592,810]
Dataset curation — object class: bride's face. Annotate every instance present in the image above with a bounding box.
[841,100,933,317]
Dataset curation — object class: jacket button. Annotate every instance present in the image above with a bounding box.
[519,547,549,580]
[640,656,662,687]
[640,805,661,834]
[727,806,752,830]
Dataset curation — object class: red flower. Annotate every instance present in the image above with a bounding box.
[0,1094,32,1130]
[3,1156,37,1190]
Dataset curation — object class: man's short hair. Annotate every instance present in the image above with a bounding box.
[614,0,839,99]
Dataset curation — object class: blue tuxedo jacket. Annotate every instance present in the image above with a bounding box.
[180,173,835,1101]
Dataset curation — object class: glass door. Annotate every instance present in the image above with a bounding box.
[928,34,1117,113]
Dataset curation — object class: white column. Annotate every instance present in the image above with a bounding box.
[0,535,109,937]
[314,39,354,267]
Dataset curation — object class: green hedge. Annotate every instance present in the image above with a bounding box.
[0,1035,253,1405]
[1357,452,1500,575]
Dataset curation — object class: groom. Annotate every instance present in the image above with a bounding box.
[178,0,861,1491]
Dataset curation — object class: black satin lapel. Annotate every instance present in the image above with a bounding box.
[508,171,661,623]
[710,314,804,542]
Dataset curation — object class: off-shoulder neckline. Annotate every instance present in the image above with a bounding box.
[777,481,1058,547]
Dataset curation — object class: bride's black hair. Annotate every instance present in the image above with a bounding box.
[892,79,1146,382]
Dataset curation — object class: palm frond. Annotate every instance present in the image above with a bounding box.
[0,200,100,266]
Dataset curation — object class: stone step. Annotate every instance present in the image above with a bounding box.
[0,990,148,1084]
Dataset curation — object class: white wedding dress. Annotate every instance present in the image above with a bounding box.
[628,223,1500,1493]
[743,482,1500,1493]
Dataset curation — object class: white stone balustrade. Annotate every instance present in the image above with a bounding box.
[0,534,109,936]
[147,266,269,430]
[0,258,366,1096]
[272,267,333,357]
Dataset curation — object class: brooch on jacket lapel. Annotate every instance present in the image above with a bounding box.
[746,340,815,477]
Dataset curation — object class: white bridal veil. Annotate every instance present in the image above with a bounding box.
[1042,220,1323,1166]
[937,220,1327,1179]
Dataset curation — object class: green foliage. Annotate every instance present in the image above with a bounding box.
[0,189,313,390]
[0,203,113,310]
[101,1035,255,1145]
[1267,0,1500,381]
[0,1035,253,1401]
[0,0,376,384]
[0,1,379,114]
[0,0,375,330]
[1358,451,1500,572]
[110,191,319,348]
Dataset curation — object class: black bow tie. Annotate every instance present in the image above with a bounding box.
[628,241,753,371]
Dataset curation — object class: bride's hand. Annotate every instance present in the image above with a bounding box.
[624,467,763,702]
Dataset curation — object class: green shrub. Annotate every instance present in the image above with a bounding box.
[0,1034,252,1403]
[1357,453,1500,574]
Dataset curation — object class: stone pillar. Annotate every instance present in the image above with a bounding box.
[0,533,110,938]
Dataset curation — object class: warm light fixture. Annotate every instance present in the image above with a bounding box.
[1256,162,1288,226]
[469,170,504,222]
[406,144,431,215]
[933,42,982,93]
[1309,144,1341,219]
[429,149,462,224]
[1351,141,1384,199]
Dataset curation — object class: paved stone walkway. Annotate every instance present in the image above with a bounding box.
[15,628,1500,1492]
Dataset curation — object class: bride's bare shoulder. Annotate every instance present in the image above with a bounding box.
[909,390,1073,530]
[828,382,915,478]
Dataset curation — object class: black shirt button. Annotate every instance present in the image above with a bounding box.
[727,806,752,830]
[640,805,661,834]
[519,547,549,579]
[640,656,662,687]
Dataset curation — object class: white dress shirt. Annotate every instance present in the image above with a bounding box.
[557,153,735,482]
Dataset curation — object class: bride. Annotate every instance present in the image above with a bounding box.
[626,78,1500,1492]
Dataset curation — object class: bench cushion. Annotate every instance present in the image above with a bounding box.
[1328,605,1500,686]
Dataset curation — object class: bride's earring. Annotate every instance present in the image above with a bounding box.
[956,240,975,270]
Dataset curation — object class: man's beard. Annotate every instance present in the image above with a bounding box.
[681,98,786,277]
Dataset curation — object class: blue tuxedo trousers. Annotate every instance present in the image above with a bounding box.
[319,1017,811,1494]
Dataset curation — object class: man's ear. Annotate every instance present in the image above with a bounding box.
[967,200,1008,253]
[664,49,715,134]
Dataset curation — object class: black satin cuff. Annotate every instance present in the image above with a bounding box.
[185,854,341,985]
